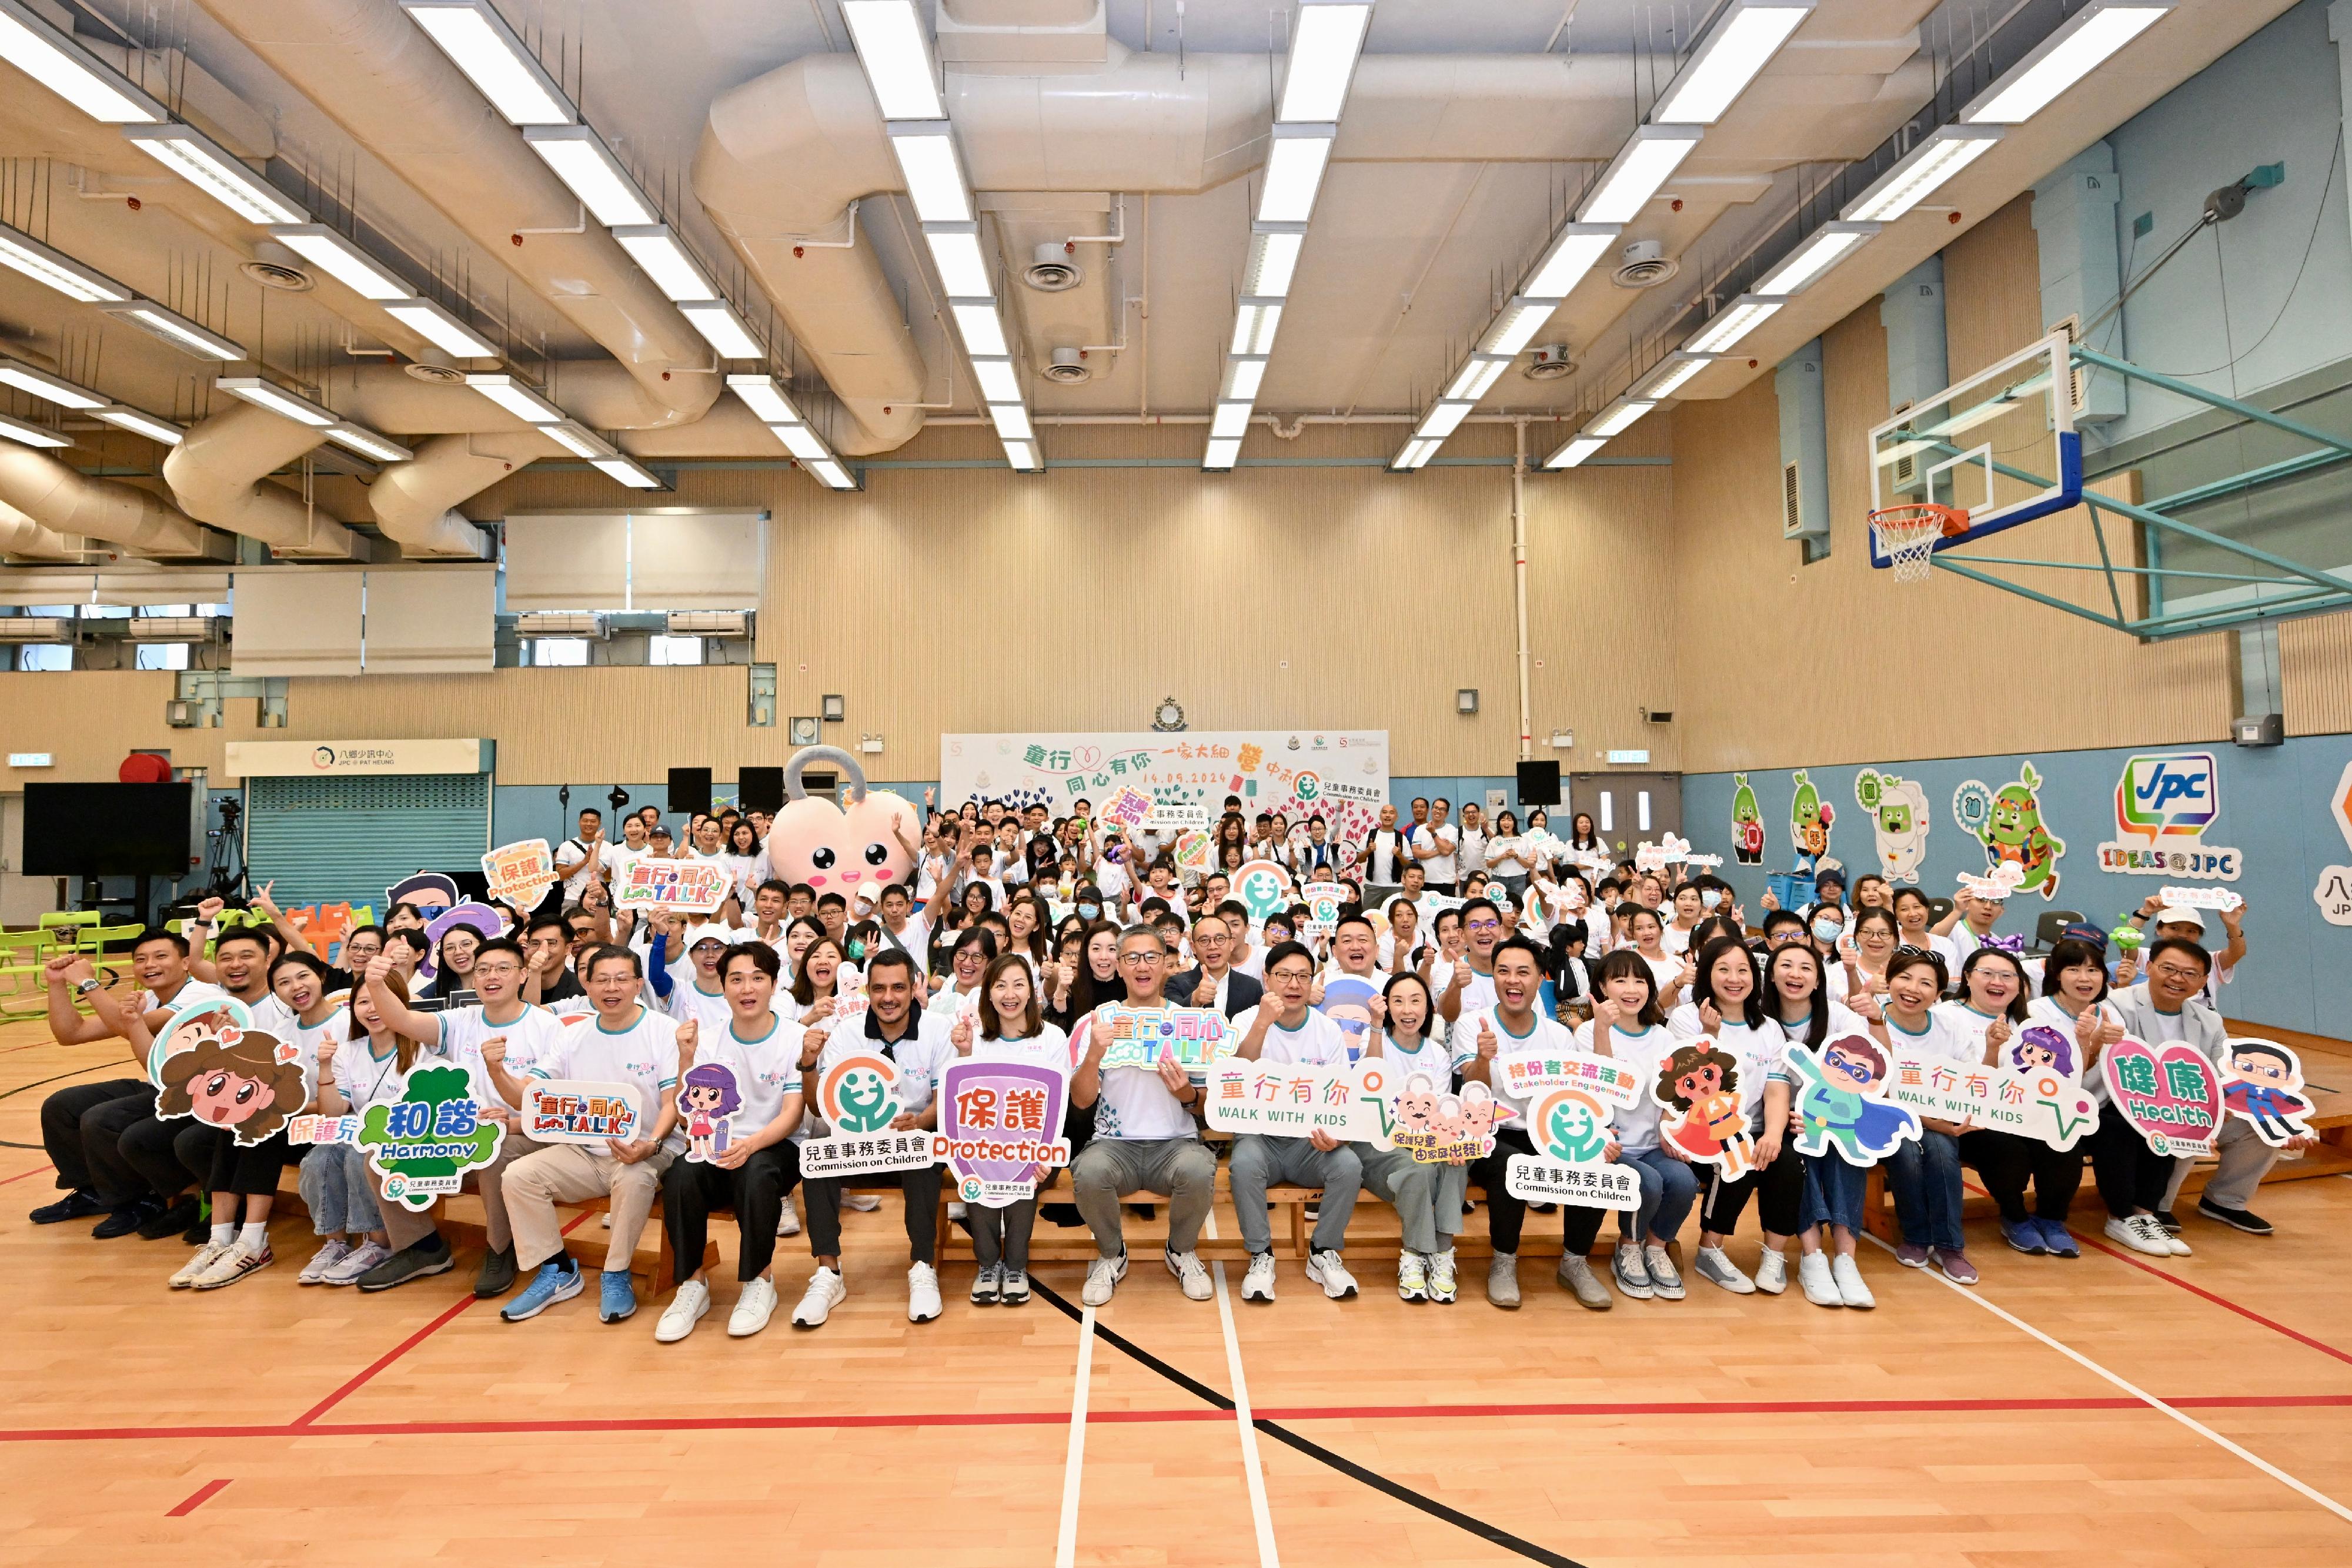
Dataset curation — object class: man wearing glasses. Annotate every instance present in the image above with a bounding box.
[1435,898,1508,1026]
[1231,942,1362,1303]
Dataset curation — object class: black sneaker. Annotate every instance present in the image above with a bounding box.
[138,1196,202,1241]
[92,1199,163,1239]
[2197,1197,2273,1236]
[1040,1203,1084,1228]
[2154,1208,2182,1235]
[474,1243,518,1298]
[182,1216,212,1245]
[356,1236,455,1292]
[28,1190,108,1225]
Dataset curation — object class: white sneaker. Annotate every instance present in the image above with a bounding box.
[947,1201,968,1221]
[1165,1248,1213,1302]
[1753,1249,1789,1296]
[2106,1215,2173,1258]
[1611,1242,1653,1300]
[1797,1249,1842,1308]
[2163,1224,2192,1257]
[1396,1251,1428,1302]
[322,1241,392,1286]
[191,1240,273,1290]
[775,1196,801,1238]
[844,1193,883,1212]
[1305,1250,1358,1300]
[730,1276,781,1336]
[1428,1247,1458,1304]
[656,1279,711,1343]
[298,1239,352,1284]
[1241,1252,1278,1302]
[1083,1249,1127,1306]
[1644,1243,1685,1300]
[908,1261,943,1323]
[790,1267,845,1329]
[1693,1244,1755,1295]
[1830,1251,1875,1309]
[171,1241,231,1290]
[970,1262,1003,1305]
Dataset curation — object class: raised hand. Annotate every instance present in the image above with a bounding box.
[1476,1017,1499,1061]
[196,895,226,922]
[1985,1016,2012,1055]
[799,1027,828,1069]
[316,1034,339,1072]
[951,1014,974,1055]
[1698,998,1722,1036]
[1367,991,1387,1028]
[479,1035,507,1068]
[676,1018,699,1065]
[365,954,396,985]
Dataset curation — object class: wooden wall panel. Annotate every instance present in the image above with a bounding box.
[0,671,223,788]
[1942,195,2047,381]
[2284,610,2352,734]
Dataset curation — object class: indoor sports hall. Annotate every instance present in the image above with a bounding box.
[2,1,2351,1563]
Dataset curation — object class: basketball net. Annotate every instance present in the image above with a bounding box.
[1870,503,1968,583]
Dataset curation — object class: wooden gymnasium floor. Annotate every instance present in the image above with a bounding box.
[5,1014,2352,1567]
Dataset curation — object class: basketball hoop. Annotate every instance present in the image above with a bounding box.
[1870,503,1969,583]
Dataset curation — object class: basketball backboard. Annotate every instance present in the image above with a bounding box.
[1869,330,2084,568]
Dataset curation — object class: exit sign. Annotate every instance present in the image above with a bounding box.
[8,753,52,767]
[1606,750,1651,765]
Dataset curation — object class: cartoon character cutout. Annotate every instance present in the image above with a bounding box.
[1394,1071,1443,1141]
[420,900,509,981]
[1730,774,1765,864]
[386,873,460,918]
[1963,761,2065,900]
[761,747,918,901]
[151,1000,305,1148]
[679,1061,742,1163]
[2222,1038,2314,1148]
[1788,1035,1922,1165]
[1789,770,1835,872]
[2006,1024,2080,1081]
[1653,1042,1756,1177]
[1855,769,1931,884]
[1318,975,1379,1058]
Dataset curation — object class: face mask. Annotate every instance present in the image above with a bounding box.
[1077,902,1100,920]
[1700,889,1723,910]
[1812,918,1843,944]
[846,940,867,961]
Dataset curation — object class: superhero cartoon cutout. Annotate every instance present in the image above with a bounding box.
[1787,1035,1923,1165]
[1653,1041,1757,1177]
[2220,1037,2315,1148]
[759,747,919,900]
[677,1061,741,1163]
[385,873,460,918]
[149,994,306,1148]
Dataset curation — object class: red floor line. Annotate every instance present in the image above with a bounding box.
[0,1162,55,1187]
[290,1292,476,1427]
[165,1479,230,1517]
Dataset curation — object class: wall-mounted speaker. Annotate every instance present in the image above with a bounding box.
[740,766,784,813]
[1515,760,1562,807]
[667,767,712,815]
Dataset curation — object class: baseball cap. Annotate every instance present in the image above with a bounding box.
[2058,922,2107,947]
[2155,905,2205,931]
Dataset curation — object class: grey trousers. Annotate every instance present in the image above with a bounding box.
[2164,1118,2281,1213]
[1230,1134,1362,1256]
[1357,1144,1465,1255]
[970,1198,1038,1271]
[1070,1136,1217,1261]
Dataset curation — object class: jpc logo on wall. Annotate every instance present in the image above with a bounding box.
[2097,752,2241,881]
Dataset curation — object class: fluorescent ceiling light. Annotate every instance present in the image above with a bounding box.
[1415,401,1474,440]
[465,372,564,423]
[1685,293,1786,353]
[921,222,991,297]
[1257,127,1334,223]
[841,0,944,120]
[325,423,413,463]
[1203,436,1242,470]
[0,0,166,122]
[1755,221,1880,295]
[266,225,410,300]
[772,423,830,462]
[1577,126,1702,224]
[1482,296,1561,357]
[523,125,657,226]
[1391,437,1439,472]
[1523,222,1619,299]
[0,363,103,410]
[1211,401,1253,440]
[1587,399,1656,437]
[679,299,764,360]
[1001,439,1040,472]
[102,301,246,360]
[988,402,1034,440]
[1444,356,1511,402]
[726,373,800,424]
[1842,126,2002,222]
[0,222,132,303]
[1635,353,1718,399]
[124,124,307,225]
[92,406,184,444]
[948,298,1007,357]
[540,421,611,459]
[593,454,664,490]
[1231,298,1282,355]
[809,458,856,489]
[971,357,1021,403]
[216,376,336,427]
[1223,357,1268,400]
[386,297,499,357]
[887,123,972,222]
[1245,225,1306,297]
[613,225,717,302]
[0,412,69,448]
[400,1,573,125]
[1545,435,1608,469]
[1962,4,2170,126]
[1653,2,1813,125]
[1277,1,1373,122]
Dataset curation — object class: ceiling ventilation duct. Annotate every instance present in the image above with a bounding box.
[1024,242,1081,292]
[1612,239,1679,288]
[1524,345,1575,380]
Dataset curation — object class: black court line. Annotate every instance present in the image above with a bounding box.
[0,1064,130,1149]
[1030,1276,1590,1568]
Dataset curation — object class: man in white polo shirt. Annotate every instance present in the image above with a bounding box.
[1412,798,1461,895]
[1230,940,1362,1303]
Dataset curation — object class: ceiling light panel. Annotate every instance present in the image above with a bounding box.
[1586,399,1656,437]
[971,357,1021,403]
[1245,225,1305,297]
[1482,296,1562,356]
[268,224,411,300]
[523,125,658,226]
[1257,127,1335,223]
[386,297,499,357]
[1652,2,1813,125]
[400,1,574,125]
[92,406,184,444]
[1685,293,1786,353]
[0,363,103,410]
[1276,1,1373,123]
[1545,435,1608,469]
[0,0,165,122]
[726,373,800,424]
[0,412,70,448]
[1211,401,1253,440]
[593,454,664,489]
[1231,299,1283,356]
[841,0,944,120]
[948,298,1007,357]
[921,222,992,297]
[216,376,336,427]
[988,402,1034,440]
[1204,437,1242,470]
[887,123,972,222]
[325,423,413,463]
[809,459,856,489]
[0,221,132,303]
[101,302,246,360]
[541,421,612,459]
[124,124,308,225]
[1962,4,2170,125]
[1635,353,1718,399]
[1753,221,1880,295]
[1522,222,1619,299]
[465,373,564,423]
[613,225,719,302]
[680,300,764,359]
[1414,402,1474,440]
[773,423,830,462]
[1001,439,1040,472]
[1842,126,2003,222]
[1389,437,1439,471]
[1222,357,1268,400]
[1444,356,1511,402]
[1577,126,1702,224]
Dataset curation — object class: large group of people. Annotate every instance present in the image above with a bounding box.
[24,788,2310,1335]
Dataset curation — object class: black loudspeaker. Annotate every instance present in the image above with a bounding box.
[668,767,713,815]
[740,766,784,813]
[1516,760,1562,807]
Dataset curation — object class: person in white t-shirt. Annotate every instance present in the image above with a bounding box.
[491,943,683,1326]
[1358,971,1465,1302]
[1411,798,1461,894]
[1230,941,1364,1304]
[554,808,608,908]
[599,814,653,904]
[308,967,456,1287]
[944,952,1070,1305]
[1761,944,1875,1308]
[1362,803,1410,900]
[1870,948,1984,1286]
[1676,937,1797,1299]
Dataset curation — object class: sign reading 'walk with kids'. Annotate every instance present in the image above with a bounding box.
[2096,752,2242,881]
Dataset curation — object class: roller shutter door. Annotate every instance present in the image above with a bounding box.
[245,772,491,910]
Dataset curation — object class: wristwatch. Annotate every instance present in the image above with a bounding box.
[73,978,101,997]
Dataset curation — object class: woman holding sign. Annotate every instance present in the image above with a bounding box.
[1770,944,1878,1309]
[950,954,1069,1306]
[1360,972,1464,1303]
[1869,950,1983,1286]
[1673,940,1799,1298]
[1571,951,1690,1304]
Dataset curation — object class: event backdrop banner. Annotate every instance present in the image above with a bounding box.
[940,731,1390,842]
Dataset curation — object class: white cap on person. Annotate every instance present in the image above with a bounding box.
[2155,905,2205,931]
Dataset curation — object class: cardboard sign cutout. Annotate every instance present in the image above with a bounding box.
[1301,880,1345,940]
[614,857,732,914]
[1506,1088,1641,1210]
[1957,862,2027,903]
[1206,1058,1395,1147]
[2221,1037,2315,1148]
[677,1061,742,1162]
[1091,1002,1238,1077]
[2101,1035,2221,1157]
[1788,1036,1923,1166]
[523,1079,645,1144]
[761,747,918,900]
[1952,761,2066,900]
[386,873,460,918]
[1232,858,1293,921]
[2155,885,2243,912]
[420,901,507,980]
[2097,752,2242,881]
[1789,770,1835,870]
[1730,774,1765,864]
[1652,1039,1757,1176]
[936,1059,1071,1206]
[482,838,559,908]
[1173,829,1214,872]
[1316,975,1380,1057]
[149,994,308,1148]
[1102,784,1153,831]
[1890,1029,2096,1152]
[356,1064,506,1210]
[1390,1074,1512,1165]
[1855,768,1932,884]
[800,1051,933,1179]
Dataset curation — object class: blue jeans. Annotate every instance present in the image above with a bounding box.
[299,1142,383,1235]
[1886,1129,1963,1251]
[1800,1153,1869,1233]
[1620,1147,1698,1245]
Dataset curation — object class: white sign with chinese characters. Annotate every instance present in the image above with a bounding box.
[1886,1052,2096,1152]
[1205,1059,1395,1148]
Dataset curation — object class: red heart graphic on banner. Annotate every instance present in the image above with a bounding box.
[2102,1035,2221,1156]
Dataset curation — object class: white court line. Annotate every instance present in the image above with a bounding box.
[1203,1212,1282,1567]
[1863,1233,2352,1526]
[1053,1304,1095,1568]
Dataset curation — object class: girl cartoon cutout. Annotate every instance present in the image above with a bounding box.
[1655,1042,1757,1177]
[678,1061,743,1164]
[156,1027,308,1146]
